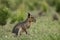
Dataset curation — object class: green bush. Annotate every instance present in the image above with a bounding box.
[1,0,23,11]
[46,0,56,6]
[0,7,10,25]
[33,2,41,10]
[26,3,34,11]
[40,1,49,12]
[10,13,25,24]
[56,1,60,13]
[10,8,26,24]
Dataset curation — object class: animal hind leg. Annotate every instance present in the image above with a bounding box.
[18,28,22,36]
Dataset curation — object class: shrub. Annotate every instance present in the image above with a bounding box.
[0,7,10,25]
[10,4,26,24]
[46,0,56,6]
[40,1,49,12]
[33,2,41,10]
[56,1,60,13]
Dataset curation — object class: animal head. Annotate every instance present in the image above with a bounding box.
[27,13,36,22]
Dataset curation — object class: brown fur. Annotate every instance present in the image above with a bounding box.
[12,13,36,36]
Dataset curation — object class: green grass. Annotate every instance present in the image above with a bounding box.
[0,0,60,40]
[0,11,60,40]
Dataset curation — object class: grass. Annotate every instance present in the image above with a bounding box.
[0,0,60,40]
[0,10,60,40]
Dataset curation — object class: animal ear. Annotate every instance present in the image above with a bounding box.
[28,13,30,18]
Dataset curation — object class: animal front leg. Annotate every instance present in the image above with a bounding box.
[23,29,30,35]
[25,30,30,35]
[23,28,27,34]
[25,30,28,34]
